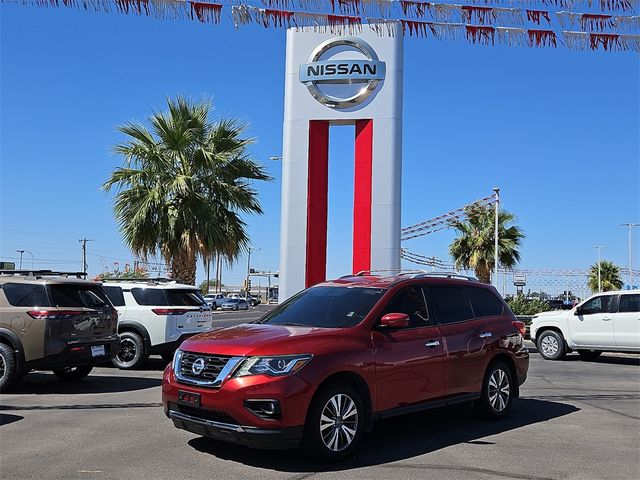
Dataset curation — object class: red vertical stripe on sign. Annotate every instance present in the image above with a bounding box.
[305,120,330,288]
[353,119,373,274]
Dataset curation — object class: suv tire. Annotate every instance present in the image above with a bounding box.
[0,343,18,393]
[113,331,146,369]
[52,366,93,381]
[577,349,602,361]
[302,384,364,462]
[537,330,566,360]
[475,361,513,419]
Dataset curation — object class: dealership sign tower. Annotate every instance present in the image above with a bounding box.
[279,26,404,300]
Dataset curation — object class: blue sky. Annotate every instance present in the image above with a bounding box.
[1,5,638,292]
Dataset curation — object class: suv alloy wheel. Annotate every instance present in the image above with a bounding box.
[537,330,566,360]
[302,384,364,461]
[113,331,146,369]
[476,361,513,419]
[0,343,17,393]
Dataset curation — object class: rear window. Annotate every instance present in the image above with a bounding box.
[468,287,504,317]
[49,284,110,308]
[619,294,640,313]
[103,286,125,307]
[2,283,49,307]
[165,289,206,306]
[427,286,474,324]
[130,288,168,306]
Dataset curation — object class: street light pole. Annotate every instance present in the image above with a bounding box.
[246,247,259,298]
[620,223,639,289]
[16,250,25,269]
[594,245,605,292]
[493,187,500,289]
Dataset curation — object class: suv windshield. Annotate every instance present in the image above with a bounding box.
[260,286,385,328]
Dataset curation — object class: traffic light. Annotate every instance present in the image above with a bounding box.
[247,279,252,290]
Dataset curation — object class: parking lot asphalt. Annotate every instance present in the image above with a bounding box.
[1,307,639,480]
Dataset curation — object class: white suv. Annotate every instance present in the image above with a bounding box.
[101,279,213,369]
[530,290,640,360]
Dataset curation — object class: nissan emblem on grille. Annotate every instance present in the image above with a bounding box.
[191,358,205,376]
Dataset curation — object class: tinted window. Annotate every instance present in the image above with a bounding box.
[580,295,612,315]
[260,286,384,328]
[428,286,474,324]
[103,286,125,307]
[49,284,109,308]
[619,294,640,313]
[2,283,49,307]
[130,288,168,306]
[165,289,206,306]
[468,287,504,318]
[382,286,430,327]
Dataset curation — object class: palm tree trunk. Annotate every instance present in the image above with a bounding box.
[475,264,492,284]
[171,252,197,285]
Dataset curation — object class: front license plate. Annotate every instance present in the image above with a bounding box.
[90,345,106,357]
[178,391,201,408]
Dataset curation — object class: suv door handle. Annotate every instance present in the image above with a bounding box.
[478,332,493,339]
[602,317,612,321]
[425,340,440,348]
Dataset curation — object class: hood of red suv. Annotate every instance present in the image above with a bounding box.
[179,323,349,357]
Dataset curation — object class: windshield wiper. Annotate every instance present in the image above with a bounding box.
[275,322,309,327]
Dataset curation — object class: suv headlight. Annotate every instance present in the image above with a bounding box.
[172,349,183,371]
[234,354,312,378]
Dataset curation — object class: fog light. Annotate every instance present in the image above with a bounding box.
[244,399,282,420]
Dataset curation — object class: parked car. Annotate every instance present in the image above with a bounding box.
[246,295,261,307]
[530,290,640,360]
[204,293,226,309]
[0,270,120,392]
[162,271,528,461]
[220,298,249,311]
[101,279,213,369]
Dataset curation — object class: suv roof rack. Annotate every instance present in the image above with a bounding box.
[353,269,428,277]
[415,271,478,281]
[0,269,87,279]
[101,277,185,285]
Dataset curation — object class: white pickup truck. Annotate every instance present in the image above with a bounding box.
[530,290,640,360]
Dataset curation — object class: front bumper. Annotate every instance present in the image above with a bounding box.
[168,409,302,449]
[162,364,314,449]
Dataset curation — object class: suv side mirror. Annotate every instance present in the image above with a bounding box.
[380,313,410,329]
[574,306,583,315]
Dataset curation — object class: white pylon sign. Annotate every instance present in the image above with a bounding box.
[279,25,404,301]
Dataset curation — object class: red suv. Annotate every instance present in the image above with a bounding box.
[162,272,529,461]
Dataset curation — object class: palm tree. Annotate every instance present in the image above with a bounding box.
[449,205,524,284]
[103,97,270,285]
[588,260,623,292]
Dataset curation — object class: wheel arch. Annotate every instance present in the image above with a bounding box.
[0,328,25,372]
[309,370,374,432]
[117,321,151,353]
[487,353,520,398]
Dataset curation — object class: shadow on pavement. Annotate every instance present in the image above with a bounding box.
[0,413,24,426]
[563,354,640,366]
[188,398,579,473]
[5,372,161,395]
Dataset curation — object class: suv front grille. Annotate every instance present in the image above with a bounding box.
[175,351,243,387]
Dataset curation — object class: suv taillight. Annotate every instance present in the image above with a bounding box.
[512,321,526,337]
[27,310,84,320]
[152,308,189,316]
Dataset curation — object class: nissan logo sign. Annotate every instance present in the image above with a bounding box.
[191,358,206,376]
[299,37,386,109]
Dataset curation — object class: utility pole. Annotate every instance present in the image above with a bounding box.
[493,187,500,289]
[620,223,639,289]
[79,238,93,276]
[594,245,605,293]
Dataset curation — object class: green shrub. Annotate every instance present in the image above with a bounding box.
[507,296,551,317]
